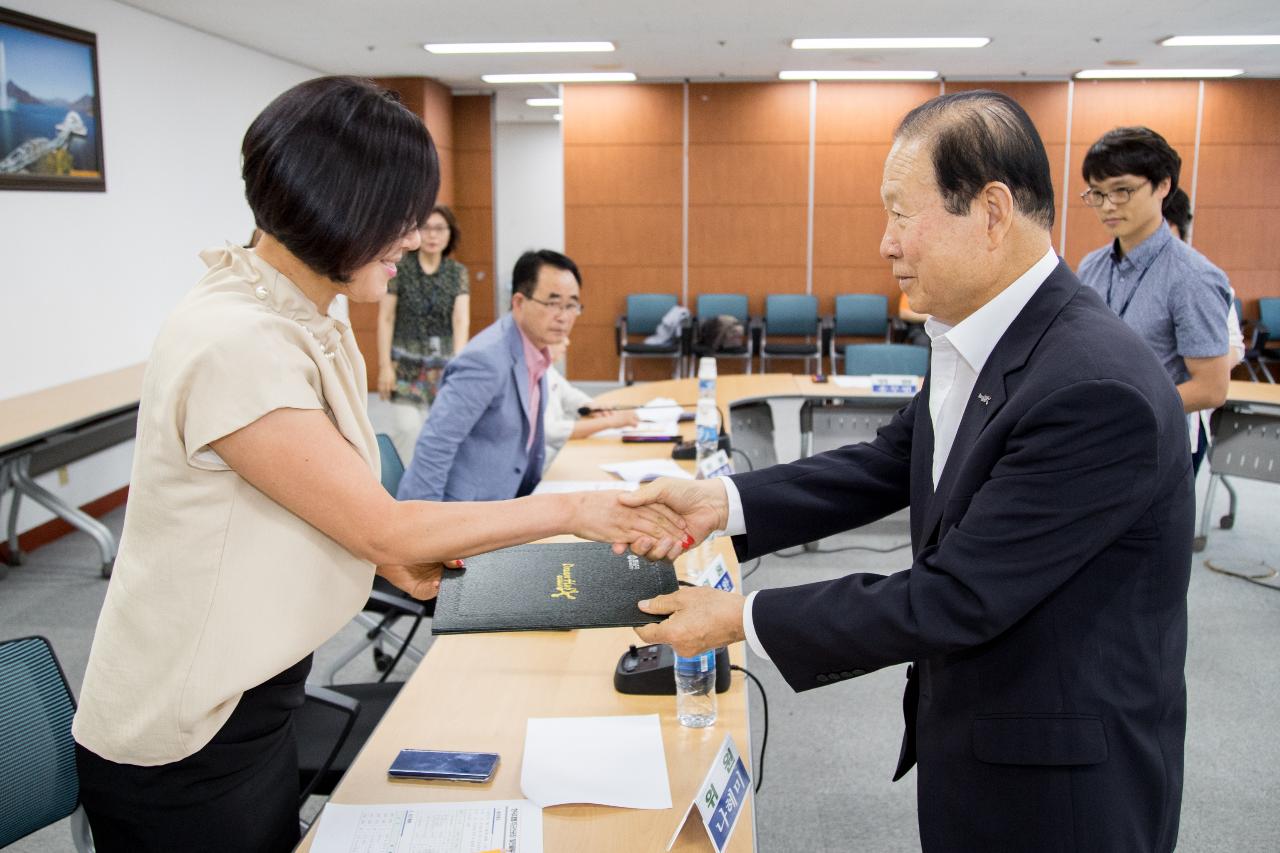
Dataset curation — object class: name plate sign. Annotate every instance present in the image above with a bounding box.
[666,734,752,852]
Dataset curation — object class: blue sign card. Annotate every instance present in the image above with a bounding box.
[666,734,752,852]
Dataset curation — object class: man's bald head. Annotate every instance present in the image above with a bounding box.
[895,90,1056,231]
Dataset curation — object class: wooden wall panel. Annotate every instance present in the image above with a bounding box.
[812,83,939,310]
[1195,80,1280,318]
[452,95,496,334]
[686,83,809,383]
[560,77,1280,377]
[564,84,684,381]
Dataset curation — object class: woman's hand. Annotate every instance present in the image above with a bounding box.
[607,410,641,429]
[376,559,463,600]
[567,491,689,561]
[377,363,395,400]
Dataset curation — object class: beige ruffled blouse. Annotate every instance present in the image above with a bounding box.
[73,244,379,765]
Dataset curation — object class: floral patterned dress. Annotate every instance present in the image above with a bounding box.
[389,254,469,405]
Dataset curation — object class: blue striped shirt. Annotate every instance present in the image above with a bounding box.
[1078,223,1230,386]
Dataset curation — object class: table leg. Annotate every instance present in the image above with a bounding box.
[6,455,117,578]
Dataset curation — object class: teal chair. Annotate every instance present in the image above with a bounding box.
[694,293,753,374]
[1257,298,1280,383]
[828,294,892,374]
[616,293,684,383]
[760,294,822,373]
[842,343,929,377]
[0,636,94,851]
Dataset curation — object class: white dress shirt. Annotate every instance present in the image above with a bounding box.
[728,247,1060,659]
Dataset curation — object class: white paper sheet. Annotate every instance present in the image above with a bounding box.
[531,480,638,495]
[832,375,872,388]
[520,715,673,809]
[600,458,694,483]
[591,420,680,439]
[637,397,686,422]
[311,800,542,853]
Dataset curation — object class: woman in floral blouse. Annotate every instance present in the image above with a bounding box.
[377,205,470,464]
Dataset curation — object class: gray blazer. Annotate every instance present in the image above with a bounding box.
[397,314,546,501]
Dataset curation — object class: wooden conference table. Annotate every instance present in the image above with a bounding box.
[0,363,145,577]
[299,373,908,852]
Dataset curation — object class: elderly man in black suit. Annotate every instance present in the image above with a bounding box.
[622,91,1191,852]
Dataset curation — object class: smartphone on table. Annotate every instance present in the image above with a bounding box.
[388,749,500,782]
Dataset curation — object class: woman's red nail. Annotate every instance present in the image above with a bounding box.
[680,534,694,550]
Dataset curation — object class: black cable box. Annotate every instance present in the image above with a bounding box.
[613,643,731,694]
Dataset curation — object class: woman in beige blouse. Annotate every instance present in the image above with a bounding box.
[71,76,686,853]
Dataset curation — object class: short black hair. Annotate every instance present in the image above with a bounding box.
[1163,187,1193,241]
[1081,126,1180,198]
[429,205,461,258]
[511,250,582,299]
[895,90,1056,229]
[242,76,439,282]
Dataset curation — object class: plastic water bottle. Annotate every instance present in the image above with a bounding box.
[695,357,719,479]
[675,649,718,727]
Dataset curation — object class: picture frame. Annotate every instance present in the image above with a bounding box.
[0,7,106,191]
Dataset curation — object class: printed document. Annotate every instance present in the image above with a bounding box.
[310,800,542,853]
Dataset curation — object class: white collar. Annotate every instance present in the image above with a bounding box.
[925,247,1058,374]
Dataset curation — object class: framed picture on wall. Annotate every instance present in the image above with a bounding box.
[0,8,105,191]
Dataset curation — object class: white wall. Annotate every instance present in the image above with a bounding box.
[493,121,564,314]
[0,0,317,536]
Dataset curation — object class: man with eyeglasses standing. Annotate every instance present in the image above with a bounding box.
[1077,127,1231,473]
[398,249,584,501]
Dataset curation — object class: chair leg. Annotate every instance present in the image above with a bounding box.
[1244,360,1258,381]
[1193,472,1221,552]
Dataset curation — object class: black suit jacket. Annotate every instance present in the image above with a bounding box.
[732,262,1191,852]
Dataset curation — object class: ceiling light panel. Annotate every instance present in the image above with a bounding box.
[526,98,564,107]
[425,41,615,54]
[791,37,989,49]
[1075,68,1245,79]
[483,72,636,83]
[779,70,939,81]
[1160,35,1280,47]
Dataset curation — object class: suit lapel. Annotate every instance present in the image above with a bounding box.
[506,318,532,442]
[917,261,1080,545]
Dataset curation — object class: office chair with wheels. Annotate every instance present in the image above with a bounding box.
[759,294,822,373]
[616,293,685,383]
[826,294,902,375]
[841,343,930,377]
[0,636,94,852]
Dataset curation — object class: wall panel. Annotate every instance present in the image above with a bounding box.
[564,84,684,381]
[452,96,497,333]
[1195,80,1280,318]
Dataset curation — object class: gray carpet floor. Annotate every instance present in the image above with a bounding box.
[3,451,1278,850]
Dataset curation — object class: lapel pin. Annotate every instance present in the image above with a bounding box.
[977,393,991,405]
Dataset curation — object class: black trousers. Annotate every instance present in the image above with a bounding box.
[75,654,312,853]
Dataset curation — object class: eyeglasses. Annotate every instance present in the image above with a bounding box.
[420,224,450,234]
[1080,182,1149,207]
[525,295,584,316]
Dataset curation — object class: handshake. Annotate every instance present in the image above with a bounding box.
[568,477,747,657]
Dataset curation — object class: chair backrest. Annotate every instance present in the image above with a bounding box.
[625,294,679,335]
[376,433,404,496]
[697,293,750,324]
[843,343,930,376]
[0,636,79,848]
[1232,296,1244,322]
[765,294,819,336]
[1259,298,1280,332]
[834,294,889,337]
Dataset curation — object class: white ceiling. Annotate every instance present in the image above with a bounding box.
[121,0,1280,123]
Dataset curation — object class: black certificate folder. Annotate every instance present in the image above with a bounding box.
[431,542,679,635]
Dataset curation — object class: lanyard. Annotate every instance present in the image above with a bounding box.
[1106,241,1169,319]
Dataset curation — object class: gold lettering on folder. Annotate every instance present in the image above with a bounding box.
[552,563,579,600]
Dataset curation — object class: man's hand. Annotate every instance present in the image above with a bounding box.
[615,478,729,560]
[376,363,395,400]
[569,491,689,561]
[635,587,746,657]
[376,559,463,600]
